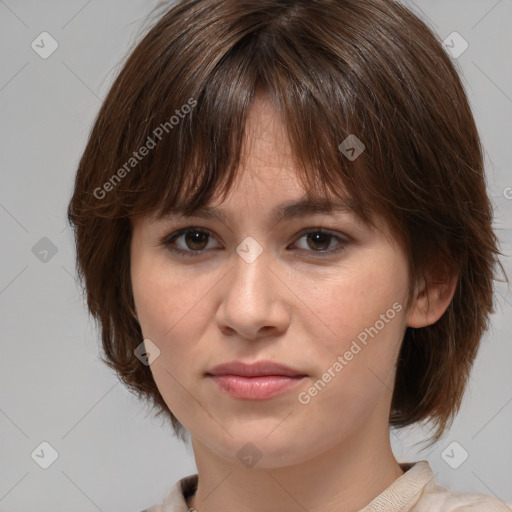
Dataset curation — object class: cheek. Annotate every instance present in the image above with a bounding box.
[287,246,408,414]
[293,275,406,443]
[131,252,210,340]
[131,255,220,396]
[287,246,408,349]
[131,256,213,426]
[131,266,171,340]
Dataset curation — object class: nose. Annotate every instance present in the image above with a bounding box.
[215,249,291,340]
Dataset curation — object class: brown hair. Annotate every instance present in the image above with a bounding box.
[67,0,506,445]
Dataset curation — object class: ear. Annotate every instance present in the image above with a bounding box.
[406,263,458,328]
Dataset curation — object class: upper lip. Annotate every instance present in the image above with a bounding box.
[207,360,307,377]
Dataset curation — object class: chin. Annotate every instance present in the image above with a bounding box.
[198,426,316,469]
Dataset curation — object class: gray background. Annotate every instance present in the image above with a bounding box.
[0,0,511,510]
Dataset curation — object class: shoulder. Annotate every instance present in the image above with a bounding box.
[418,491,512,511]
[365,460,512,512]
[416,477,512,511]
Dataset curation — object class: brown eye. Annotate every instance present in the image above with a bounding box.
[161,226,349,259]
[182,230,210,251]
[305,231,332,251]
[162,228,219,257]
[292,228,348,255]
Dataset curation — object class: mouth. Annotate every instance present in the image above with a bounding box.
[206,360,307,400]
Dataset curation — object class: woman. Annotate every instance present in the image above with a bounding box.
[67,0,510,510]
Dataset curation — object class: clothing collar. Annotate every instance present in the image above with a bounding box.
[361,460,435,511]
[162,460,435,512]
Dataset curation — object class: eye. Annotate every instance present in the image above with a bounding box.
[161,227,349,258]
[161,227,220,257]
[290,228,348,255]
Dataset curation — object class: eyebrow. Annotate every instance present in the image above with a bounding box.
[164,196,356,223]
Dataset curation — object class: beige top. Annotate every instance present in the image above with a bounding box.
[142,460,512,512]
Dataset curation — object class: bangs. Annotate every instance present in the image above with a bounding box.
[99,1,403,233]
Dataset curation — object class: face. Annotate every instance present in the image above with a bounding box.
[130,92,414,468]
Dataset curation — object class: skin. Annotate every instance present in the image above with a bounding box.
[130,90,457,512]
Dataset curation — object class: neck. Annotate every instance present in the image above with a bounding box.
[187,424,404,512]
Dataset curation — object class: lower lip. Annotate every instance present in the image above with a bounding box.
[208,375,305,400]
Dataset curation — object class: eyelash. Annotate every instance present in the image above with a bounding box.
[160,227,349,258]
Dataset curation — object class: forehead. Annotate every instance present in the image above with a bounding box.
[160,194,357,223]
[133,89,390,238]
[238,92,295,173]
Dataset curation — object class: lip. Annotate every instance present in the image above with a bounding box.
[206,360,307,401]
[207,360,306,378]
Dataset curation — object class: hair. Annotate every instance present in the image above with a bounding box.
[67,0,506,446]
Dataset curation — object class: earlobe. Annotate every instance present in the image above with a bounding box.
[406,269,458,328]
